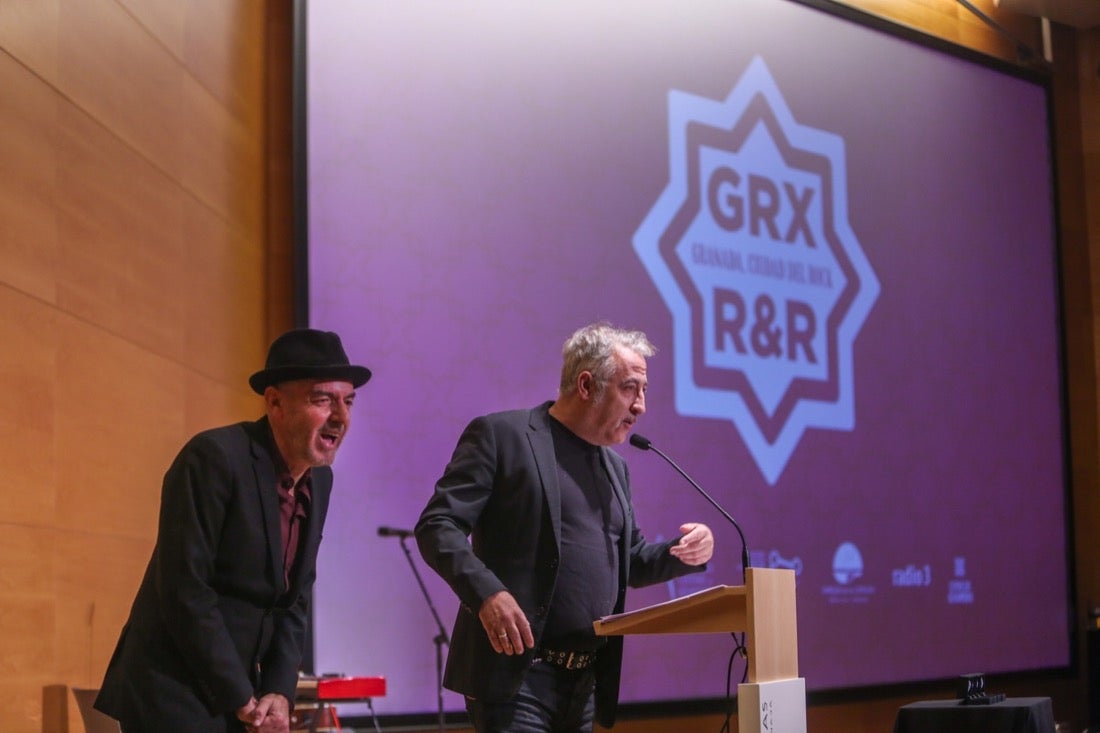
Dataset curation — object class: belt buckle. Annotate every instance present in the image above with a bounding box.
[564,651,579,670]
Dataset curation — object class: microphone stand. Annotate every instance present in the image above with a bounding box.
[630,435,750,583]
[629,434,751,733]
[394,535,450,733]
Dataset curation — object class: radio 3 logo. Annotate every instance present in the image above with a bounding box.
[635,56,879,484]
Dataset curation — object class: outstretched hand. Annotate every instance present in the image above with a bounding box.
[669,522,714,565]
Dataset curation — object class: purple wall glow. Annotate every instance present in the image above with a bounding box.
[305,0,1069,717]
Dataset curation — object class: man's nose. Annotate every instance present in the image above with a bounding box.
[330,401,350,423]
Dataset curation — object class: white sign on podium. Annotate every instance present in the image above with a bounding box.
[738,677,807,733]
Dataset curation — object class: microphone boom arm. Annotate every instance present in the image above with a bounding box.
[633,436,750,583]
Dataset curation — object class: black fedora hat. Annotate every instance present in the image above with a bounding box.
[249,329,372,394]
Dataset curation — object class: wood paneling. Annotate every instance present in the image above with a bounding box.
[0,0,61,83]
[115,0,186,59]
[183,0,264,129]
[179,73,264,238]
[0,53,59,304]
[55,101,188,359]
[53,530,153,686]
[53,320,185,537]
[0,288,58,526]
[838,0,1043,62]
[0,2,287,731]
[182,199,267,386]
[57,0,187,179]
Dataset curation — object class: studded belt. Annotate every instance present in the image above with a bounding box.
[535,647,597,671]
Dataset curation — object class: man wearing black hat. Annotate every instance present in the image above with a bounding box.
[95,329,371,733]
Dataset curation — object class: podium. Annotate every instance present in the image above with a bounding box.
[593,567,805,733]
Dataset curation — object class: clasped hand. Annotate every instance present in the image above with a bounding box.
[236,692,291,733]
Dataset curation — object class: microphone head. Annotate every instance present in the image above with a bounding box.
[628,433,652,450]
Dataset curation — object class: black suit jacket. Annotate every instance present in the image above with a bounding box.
[415,402,702,728]
[96,418,331,733]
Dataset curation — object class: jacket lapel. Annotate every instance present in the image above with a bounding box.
[598,446,632,589]
[248,418,287,598]
[527,404,562,541]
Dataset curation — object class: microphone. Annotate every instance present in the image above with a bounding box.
[629,433,750,581]
[377,526,414,538]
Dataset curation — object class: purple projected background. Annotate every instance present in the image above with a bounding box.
[305,0,1069,716]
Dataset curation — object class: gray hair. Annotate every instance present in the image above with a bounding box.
[558,322,656,397]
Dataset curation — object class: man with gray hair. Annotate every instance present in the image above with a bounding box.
[416,322,714,732]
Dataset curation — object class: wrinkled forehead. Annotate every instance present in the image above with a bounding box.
[612,346,648,379]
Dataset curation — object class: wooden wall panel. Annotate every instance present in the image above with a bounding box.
[179,74,264,239]
[0,0,60,83]
[0,52,59,304]
[0,288,58,526]
[53,530,153,687]
[0,528,55,721]
[838,0,1042,62]
[182,371,261,447]
[182,0,265,129]
[53,320,185,538]
[182,199,267,386]
[55,103,188,360]
[115,0,185,59]
[0,527,56,694]
[57,0,187,179]
[1076,28,1100,630]
[0,2,284,730]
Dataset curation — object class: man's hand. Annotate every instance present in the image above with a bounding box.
[236,697,260,727]
[237,693,291,733]
[669,522,714,566]
[479,590,535,655]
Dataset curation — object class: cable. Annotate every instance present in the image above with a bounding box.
[718,632,749,733]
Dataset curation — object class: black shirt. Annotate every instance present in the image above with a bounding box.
[542,417,625,650]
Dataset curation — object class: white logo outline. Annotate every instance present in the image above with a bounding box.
[634,56,879,485]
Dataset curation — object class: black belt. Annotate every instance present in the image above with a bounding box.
[535,647,597,671]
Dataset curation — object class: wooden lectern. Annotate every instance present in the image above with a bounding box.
[593,567,806,733]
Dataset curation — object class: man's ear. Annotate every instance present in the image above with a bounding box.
[264,385,281,411]
[577,372,595,400]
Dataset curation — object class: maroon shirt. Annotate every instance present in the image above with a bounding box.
[271,443,312,592]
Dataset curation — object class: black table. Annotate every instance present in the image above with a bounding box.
[893,697,1056,733]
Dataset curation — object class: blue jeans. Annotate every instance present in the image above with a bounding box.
[466,660,596,733]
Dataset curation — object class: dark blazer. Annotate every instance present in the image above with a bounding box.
[415,402,702,728]
[96,418,331,733]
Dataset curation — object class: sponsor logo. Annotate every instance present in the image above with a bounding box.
[768,549,803,576]
[750,548,803,576]
[823,541,875,604]
[832,541,863,585]
[892,563,932,587]
[947,556,974,605]
[634,56,879,485]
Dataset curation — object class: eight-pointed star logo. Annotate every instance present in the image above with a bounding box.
[634,56,879,485]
